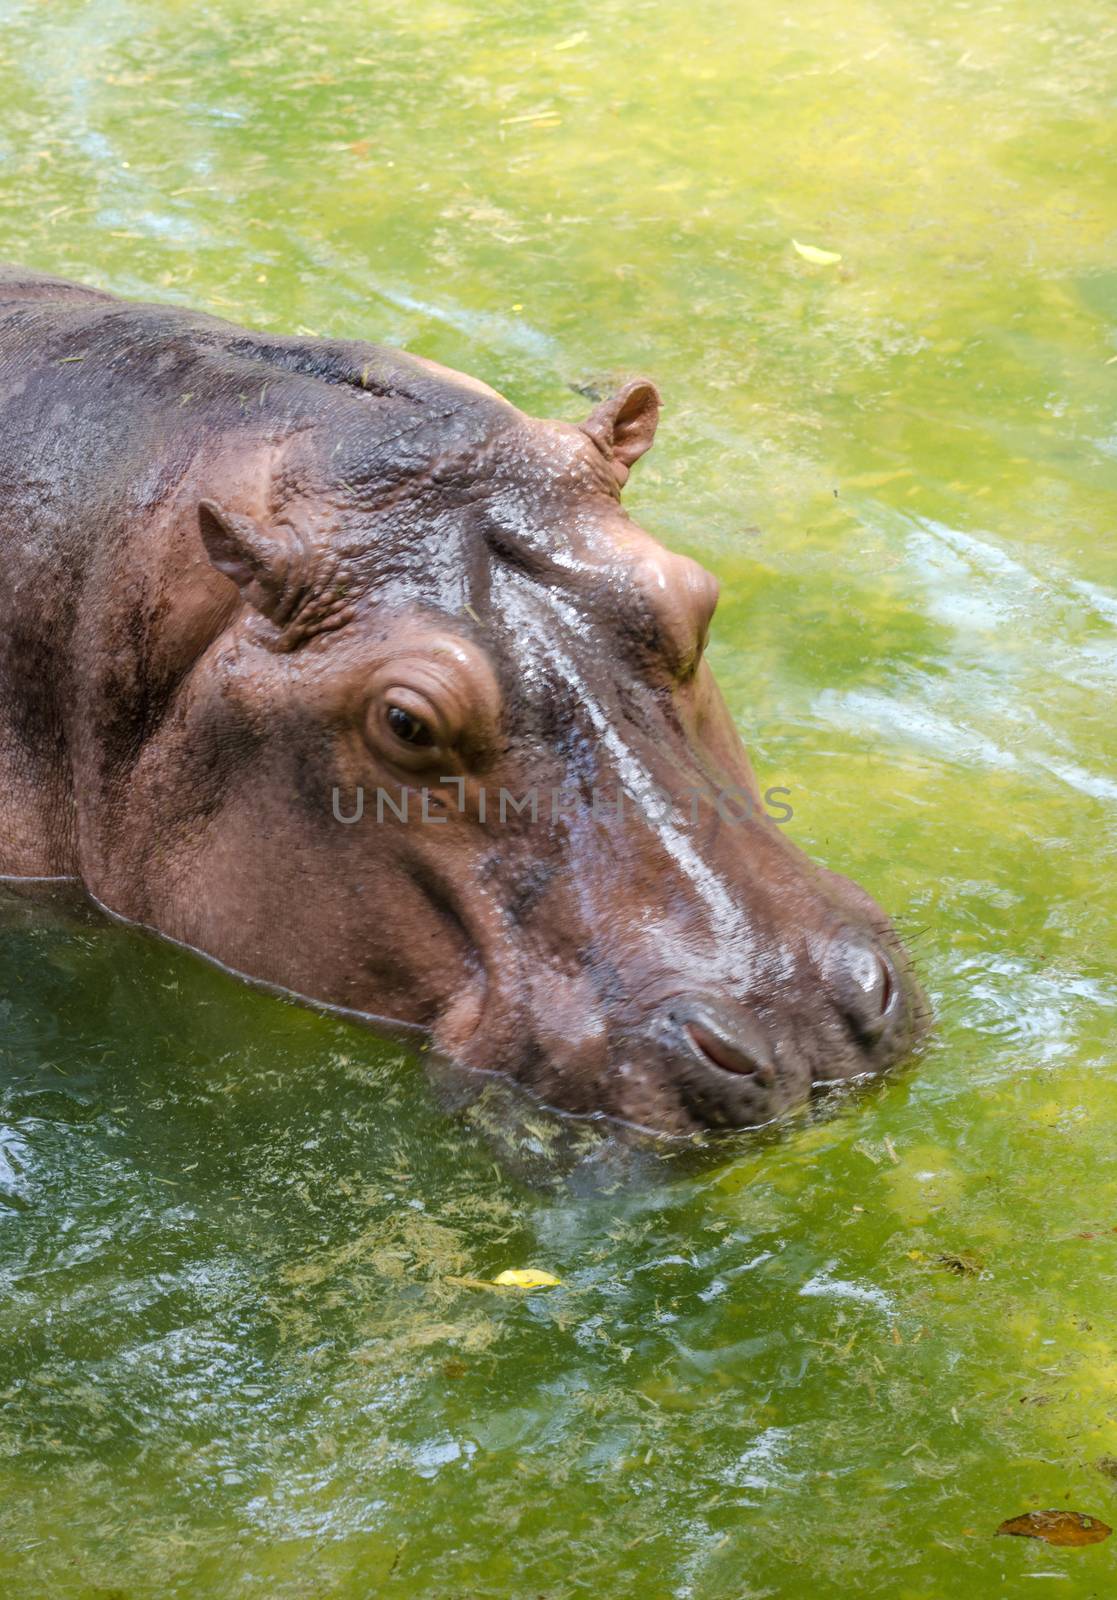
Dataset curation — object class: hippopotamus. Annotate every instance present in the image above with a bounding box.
[0,267,925,1134]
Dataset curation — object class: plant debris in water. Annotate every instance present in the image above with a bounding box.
[996,1510,1112,1546]
[445,1268,562,1291]
[791,238,842,265]
[491,1268,562,1288]
[936,1251,984,1277]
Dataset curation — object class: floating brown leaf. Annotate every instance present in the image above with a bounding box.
[996,1510,1112,1547]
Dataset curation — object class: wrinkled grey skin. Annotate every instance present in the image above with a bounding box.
[0,268,926,1134]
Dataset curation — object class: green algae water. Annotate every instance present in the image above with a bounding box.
[1,0,1115,1593]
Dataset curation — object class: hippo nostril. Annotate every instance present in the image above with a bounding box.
[823,937,897,1041]
[684,1017,777,1086]
[850,946,891,1014]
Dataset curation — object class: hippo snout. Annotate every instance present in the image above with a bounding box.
[619,927,919,1133]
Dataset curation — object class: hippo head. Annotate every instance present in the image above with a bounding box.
[151,349,925,1135]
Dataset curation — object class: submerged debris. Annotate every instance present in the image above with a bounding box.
[936,1252,984,1277]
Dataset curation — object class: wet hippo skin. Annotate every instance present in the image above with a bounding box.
[0,267,927,1134]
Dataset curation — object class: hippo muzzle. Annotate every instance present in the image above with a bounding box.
[429,775,926,1135]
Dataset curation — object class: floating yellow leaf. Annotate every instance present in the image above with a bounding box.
[491,1268,561,1288]
[792,239,842,265]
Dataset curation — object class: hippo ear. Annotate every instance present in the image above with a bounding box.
[581,379,660,485]
[198,499,299,622]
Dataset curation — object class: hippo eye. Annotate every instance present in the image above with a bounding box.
[386,704,435,747]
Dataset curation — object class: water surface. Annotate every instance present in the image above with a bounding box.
[0,0,1115,1594]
